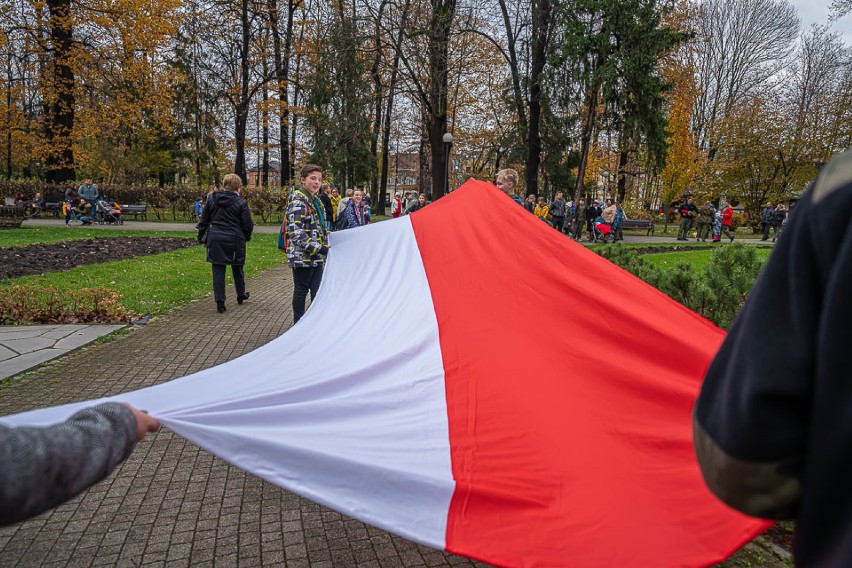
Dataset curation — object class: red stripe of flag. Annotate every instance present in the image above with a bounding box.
[410,180,768,567]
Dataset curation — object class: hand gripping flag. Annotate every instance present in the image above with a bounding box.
[3,180,768,567]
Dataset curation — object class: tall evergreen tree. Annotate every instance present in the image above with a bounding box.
[305,0,373,189]
[554,0,685,202]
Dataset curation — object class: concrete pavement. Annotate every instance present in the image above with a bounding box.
[0,267,489,568]
[0,325,125,380]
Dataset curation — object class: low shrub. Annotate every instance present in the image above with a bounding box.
[597,244,765,329]
[0,285,137,324]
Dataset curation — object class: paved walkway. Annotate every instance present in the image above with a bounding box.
[0,325,125,380]
[2,217,777,567]
[0,268,488,567]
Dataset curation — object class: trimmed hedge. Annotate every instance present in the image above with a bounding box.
[596,243,765,329]
[0,181,287,223]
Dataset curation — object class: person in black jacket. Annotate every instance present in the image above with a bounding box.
[771,203,787,242]
[676,196,698,240]
[693,150,852,567]
[197,174,254,313]
[318,186,334,230]
[584,200,600,241]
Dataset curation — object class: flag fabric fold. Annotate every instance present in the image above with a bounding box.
[2,179,768,567]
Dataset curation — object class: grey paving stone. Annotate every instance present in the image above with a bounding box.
[0,266,484,568]
[0,348,69,379]
[0,344,17,361]
[1,336,56,355]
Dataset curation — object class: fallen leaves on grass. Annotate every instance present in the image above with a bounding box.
[0,285,137,324]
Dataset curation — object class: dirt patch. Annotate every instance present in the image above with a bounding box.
[0,237,196,280]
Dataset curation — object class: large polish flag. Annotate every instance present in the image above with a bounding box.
[3,180,768,567]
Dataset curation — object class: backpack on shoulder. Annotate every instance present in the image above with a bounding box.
[277,216,288,251]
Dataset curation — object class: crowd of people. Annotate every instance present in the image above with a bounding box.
[8,179,125,226]
[193,166,435,316]
[758,201,788,242]
[494,168,629,243]
[278,168,429,323]
[492,169,792,245]
[675,197,737,243]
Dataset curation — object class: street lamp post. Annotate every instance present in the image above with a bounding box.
[442,132,453,196]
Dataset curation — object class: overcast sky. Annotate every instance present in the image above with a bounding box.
[791,0,852,44]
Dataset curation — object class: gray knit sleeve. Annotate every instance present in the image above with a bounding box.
[0,402,138,525]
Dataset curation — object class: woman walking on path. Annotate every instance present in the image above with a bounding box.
[197,173,254,313]
[340,189,370,230]
[285,165,329,324]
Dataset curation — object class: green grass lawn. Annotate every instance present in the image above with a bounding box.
[644,246,773,272]
[1,231,287,316]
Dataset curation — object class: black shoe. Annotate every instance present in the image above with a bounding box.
[217,301,226,313]
[730,236,735,242]
[238,292,250,305]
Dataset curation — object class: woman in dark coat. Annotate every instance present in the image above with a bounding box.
[197,173,254,313]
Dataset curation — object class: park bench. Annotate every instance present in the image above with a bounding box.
[120,204,148,220]
[42,202,62,218]
[0,205,26,228]
[621,219,653,235]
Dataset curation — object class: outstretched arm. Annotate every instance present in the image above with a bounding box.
[0,402,159,525]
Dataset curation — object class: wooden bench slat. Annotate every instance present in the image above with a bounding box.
[119,204,148,220]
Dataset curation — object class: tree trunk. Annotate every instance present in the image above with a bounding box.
[6,57,12,180]
[260,52,269,188]
[497,0,528,143]
[262,86,270,187]
[427,0,455,198]
[234,0,251,183]
[616,148,628,203]
[269,0,295,188]
[379,0,409,209]
[290,19,304,184]
[573,82,599,204]
[369,1,387,214]
[524,0,551,197]
[45,0,75,183]
[419,118,430,196]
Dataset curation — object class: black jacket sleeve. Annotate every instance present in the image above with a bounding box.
[694,153,852,522]
[241,201,254,241]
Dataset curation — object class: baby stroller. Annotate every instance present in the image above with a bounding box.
[96,199,123,225]
[592,216,613,243]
